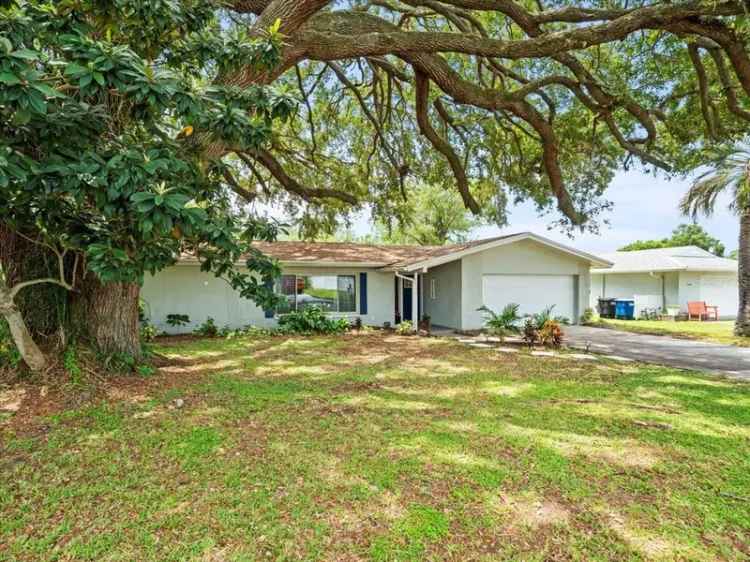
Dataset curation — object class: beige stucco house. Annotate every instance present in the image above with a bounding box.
[141,232,611,333]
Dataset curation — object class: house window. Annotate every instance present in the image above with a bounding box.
[430,278,437,299]
[276,274,356,313]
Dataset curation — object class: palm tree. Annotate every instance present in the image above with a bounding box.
[681,143,750,336]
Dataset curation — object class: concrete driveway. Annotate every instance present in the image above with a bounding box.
[565,325,750,380]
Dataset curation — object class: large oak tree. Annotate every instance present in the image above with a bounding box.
[222,0,750,235]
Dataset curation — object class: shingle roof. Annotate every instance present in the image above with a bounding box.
[591,246,738,274]
[178,232,610,270]
[250,235,517,268]
[250,240,440,266]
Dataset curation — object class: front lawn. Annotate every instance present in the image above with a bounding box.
[595,318,748,346]
[2,334,749,560]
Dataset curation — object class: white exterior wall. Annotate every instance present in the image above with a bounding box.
[589,272,664,309]
[664,272,680,307]
[686,272,738,319]
[589,270,737,318]
[422,260,462,329]
[141,264,395,333]
[678,271,702,310]
[460,239,591,330]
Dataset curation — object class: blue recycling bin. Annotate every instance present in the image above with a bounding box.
[614,299,635,320]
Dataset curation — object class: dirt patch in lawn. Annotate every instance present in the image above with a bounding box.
[491,492,571,529]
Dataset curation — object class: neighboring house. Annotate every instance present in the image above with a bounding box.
[141,232,610,333]
[590,246,739,319]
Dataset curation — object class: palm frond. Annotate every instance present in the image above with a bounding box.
[682,142,750,218]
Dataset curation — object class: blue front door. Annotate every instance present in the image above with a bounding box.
[403,287,413,321]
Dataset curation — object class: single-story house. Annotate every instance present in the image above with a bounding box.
[141,232,611,333]
[590,246,739,319]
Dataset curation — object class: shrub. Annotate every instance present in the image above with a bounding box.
[522,318,539,348]
[277,306,350,335]
[580,307,597,325]
[478,304,521,338]
[396,320,414,335]
[166,314,191,328]
[528,305,569,331]
[136,364,156,377]
[539,320,565,348]
[140,322,158,342]
[195,317,218,337]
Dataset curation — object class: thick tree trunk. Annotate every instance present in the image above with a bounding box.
[0,285,47,372]
[72,274,142,359]
[736,210,750,336]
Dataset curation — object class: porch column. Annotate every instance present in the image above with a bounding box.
[397,277,403,322]
[412,272,419,331]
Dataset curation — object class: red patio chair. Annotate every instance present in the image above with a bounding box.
[687,301,719,321]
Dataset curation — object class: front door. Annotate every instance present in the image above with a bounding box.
[402,285,413,321]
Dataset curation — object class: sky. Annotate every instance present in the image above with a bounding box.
[345,168,739,255]
[476,169,739,255]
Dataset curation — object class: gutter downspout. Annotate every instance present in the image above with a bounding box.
[648,271,666,312]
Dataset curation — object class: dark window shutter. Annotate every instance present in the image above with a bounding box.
[263,278,275,318]
[359,273,368,314]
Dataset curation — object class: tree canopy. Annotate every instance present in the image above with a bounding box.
[0,1,295,301]
[618,224,727,256]
[376,183,484,245]
[5,0,750,254]
[222,0,750,236]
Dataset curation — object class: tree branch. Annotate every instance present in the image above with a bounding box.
[8,242,76,299]
[415,72,480,214]
[238,150,359,205]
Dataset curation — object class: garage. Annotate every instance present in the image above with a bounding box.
[482,274,577,322]
[700,273,739,319]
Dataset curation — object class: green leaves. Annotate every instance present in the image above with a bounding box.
[0,72,21,85]
[1,0,288,304]
[9,49,39,61]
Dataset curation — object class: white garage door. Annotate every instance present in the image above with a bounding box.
[700,274,738,319]
[482,274,576,322]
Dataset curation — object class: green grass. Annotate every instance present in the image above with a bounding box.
[2,333,750,560]
[596,318,749,346]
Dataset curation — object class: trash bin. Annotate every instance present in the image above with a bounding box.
[598,298,617,319]
[615,299,635,320]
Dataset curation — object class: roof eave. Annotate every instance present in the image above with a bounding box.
[277,260,388,268]
[175,258,388,268]
[394,232,612,271]
[591,266,738,274]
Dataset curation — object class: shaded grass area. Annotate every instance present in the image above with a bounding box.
[595,318,748,347]
[2,334,750,560]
